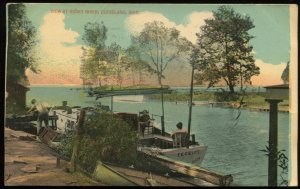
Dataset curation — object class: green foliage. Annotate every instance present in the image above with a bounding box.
[281,61,289,84]
[82,22,107,50]
[193,6,260,93]
[106,43,126,87]
[58,111,139,173]
[7,4,38,84]
[259,145,289,186]
[56,132,76,158]
[147,91,270,106]
[6,98,28,115]
[122,43,153,85]
[81,22,134,87]
[134,21,192,86]
[214,92,239,102]
[80,22,109,86]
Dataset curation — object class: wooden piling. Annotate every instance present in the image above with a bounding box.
[56,157,61,168]
[70,109,85,173]
[265,99,282,186]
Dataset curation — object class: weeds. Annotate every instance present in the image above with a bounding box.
[259,144,289,186]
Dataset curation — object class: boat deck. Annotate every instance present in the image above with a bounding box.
[140,134,173,142]
[139,134,174,149]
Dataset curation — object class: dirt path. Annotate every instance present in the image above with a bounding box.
[4,127,105,186]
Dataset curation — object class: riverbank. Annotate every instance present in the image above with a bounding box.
[146,92,290,112]
[4,127,106,186]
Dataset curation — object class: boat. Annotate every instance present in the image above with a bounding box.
[113,95,144,103]
[89,87,208,165]
[33,90,233,186]
[92,160,199,186]
[49,104,207,165]
[51,108,79,134]
[47,81,208,165]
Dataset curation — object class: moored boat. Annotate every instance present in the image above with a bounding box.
[92,161,197,186]
[89,87,208,165]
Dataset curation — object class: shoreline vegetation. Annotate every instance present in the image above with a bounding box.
[145,92,289,112]
[85,85,289,113]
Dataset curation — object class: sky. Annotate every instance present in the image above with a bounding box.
[12,3,292,86]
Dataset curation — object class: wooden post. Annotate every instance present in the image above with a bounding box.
[265,99,282,186]
[70,109,85,172]
[187,61,195,148]
[161,115,165,137]
[161,91,165,137]
[56,157,61,168]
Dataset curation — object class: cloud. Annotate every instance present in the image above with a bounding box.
[125,11,213,44]
[125,11,176,35]
[27,13,82,85]
[176,12,213,43]
[251,59,287,86]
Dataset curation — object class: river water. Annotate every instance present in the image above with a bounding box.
[27,86,290,186]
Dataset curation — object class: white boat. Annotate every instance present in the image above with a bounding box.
[134,118,207,165]
[49,107,80,134]
[113,95,144,103]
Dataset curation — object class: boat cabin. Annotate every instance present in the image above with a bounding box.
[114,112,197,149]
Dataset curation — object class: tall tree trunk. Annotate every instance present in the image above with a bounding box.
[98,77,102,87]
[118,71,122,87]
[229,84,235,94]
[131,68,135,86]
[157,73,162,86]
[139,71,143,85]
[240,64,243,92]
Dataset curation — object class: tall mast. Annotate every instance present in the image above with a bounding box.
[187,61,195,149]
[161,86,165,136]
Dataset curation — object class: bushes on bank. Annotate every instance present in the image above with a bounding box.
[57,111,139,173]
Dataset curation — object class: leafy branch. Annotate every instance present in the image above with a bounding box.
[259,144,289,186]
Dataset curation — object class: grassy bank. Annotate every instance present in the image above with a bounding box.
[146,92,289,112]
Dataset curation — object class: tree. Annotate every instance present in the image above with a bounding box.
[6,4,38,112]
[82,22,107,51]
[80,22,109,87]
[134,21,191,86]
[281,61,289,84]
[193,6,260,93]
[106,43,126,87]
[81,47,113,87]
[122,43,152,86]
[7,3,38,84]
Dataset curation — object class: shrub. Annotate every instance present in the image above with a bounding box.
[55,132,75,158]
[59,110,139,173]
[214,92,239,102]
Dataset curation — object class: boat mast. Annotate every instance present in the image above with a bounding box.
[187,61,195,149]
[161,86,165,136]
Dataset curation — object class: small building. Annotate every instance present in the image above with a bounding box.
[6,80,30,111]
[264,84,289,100]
